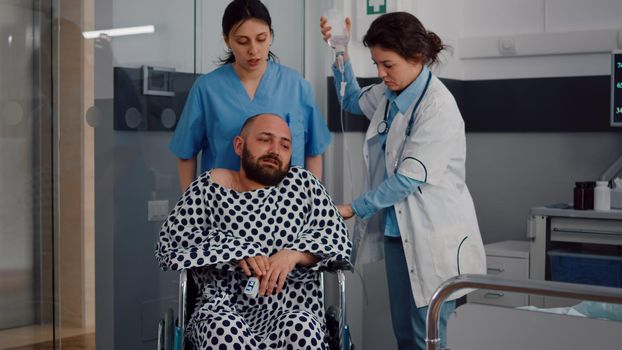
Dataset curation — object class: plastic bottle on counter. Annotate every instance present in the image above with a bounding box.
[594,181,611,211]
[612,178,622,210]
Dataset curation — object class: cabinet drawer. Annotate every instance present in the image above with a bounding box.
[468,256,529,307]
[550,217,622,245]
[485,256,529,279]
[468,288,527,307]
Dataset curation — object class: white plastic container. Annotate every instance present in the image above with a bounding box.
[613,178,622,210]
[594,181,611,211]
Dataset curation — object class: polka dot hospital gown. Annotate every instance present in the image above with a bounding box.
[156,167,352,350]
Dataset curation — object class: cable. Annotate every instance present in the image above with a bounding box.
[456,236,468,275]
[336,52,346,97]
[334,49,373,308]
[334,51,356,204]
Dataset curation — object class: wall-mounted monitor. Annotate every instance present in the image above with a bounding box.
[113,67,197,131]
[612,51,622,127]
[143,66,175,97]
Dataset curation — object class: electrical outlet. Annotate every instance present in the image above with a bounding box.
[498,37,516,56]
[148,200,169,221]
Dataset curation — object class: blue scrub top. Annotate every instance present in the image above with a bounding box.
[170,60,331,173]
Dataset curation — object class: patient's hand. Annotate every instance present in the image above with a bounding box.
[238,255,270,277]
[260,249,317,296]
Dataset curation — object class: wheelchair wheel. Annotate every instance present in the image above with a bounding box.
[325,305,340,350]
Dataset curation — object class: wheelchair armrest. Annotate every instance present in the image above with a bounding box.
[325,260,353,273]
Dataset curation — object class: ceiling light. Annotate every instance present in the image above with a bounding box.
[82,25,155,39]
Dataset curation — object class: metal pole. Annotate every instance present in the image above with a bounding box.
[178,270,188,350]
[425,274,622,350]
[337,270,347,350]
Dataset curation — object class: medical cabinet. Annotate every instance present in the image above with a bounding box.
[528,206,622,307]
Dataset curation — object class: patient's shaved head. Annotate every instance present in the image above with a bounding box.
[240,113,284,138]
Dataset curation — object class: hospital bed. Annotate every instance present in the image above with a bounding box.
[447,302,622,349]
[427,274,622,350]
[157,266,353,350]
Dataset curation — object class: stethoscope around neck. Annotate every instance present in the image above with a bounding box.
[376,71,432,137]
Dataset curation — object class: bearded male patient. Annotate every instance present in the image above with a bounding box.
[156,114,352,350]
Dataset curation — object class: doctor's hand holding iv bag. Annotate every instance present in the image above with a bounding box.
[321,12,486,350]
[320,11,351,97]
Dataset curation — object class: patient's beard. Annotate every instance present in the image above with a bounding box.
[241,147,290,187]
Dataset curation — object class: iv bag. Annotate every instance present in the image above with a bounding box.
[324,9,349,51]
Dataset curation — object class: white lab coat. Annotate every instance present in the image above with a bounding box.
[356,75,486,307]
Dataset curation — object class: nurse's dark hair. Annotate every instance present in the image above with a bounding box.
[219,0,278,65]
[363,12,446,66]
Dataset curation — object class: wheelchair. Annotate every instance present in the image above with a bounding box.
[157,265,354,350]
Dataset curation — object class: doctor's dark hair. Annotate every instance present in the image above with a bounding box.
[219,0,278,65]
[363,12,445,66]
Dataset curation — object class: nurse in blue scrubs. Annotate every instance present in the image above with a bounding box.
[170,0,331,191]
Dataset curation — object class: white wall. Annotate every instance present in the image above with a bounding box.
[307,1,622,349]
[457,0,622,79]
[452,0,622,245]
[323,0,622,80]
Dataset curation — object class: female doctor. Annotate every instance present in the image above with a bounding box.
[321,12,486,349]
[171,0,331,191]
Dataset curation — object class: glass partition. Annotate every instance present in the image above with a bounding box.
[0,0,55,348]
[56,0,197,348]
[53,0,305,349]
[0,1,306,348]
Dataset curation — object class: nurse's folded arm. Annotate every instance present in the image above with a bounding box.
[177,157,197,192]
[305,154,323,181]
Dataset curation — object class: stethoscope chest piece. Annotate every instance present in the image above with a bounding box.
[377,100,391,135]
[377,120,389,135]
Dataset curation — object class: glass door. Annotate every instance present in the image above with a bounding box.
[0,0,55,348]
[0,1,309,349]
[55,0,198,349]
